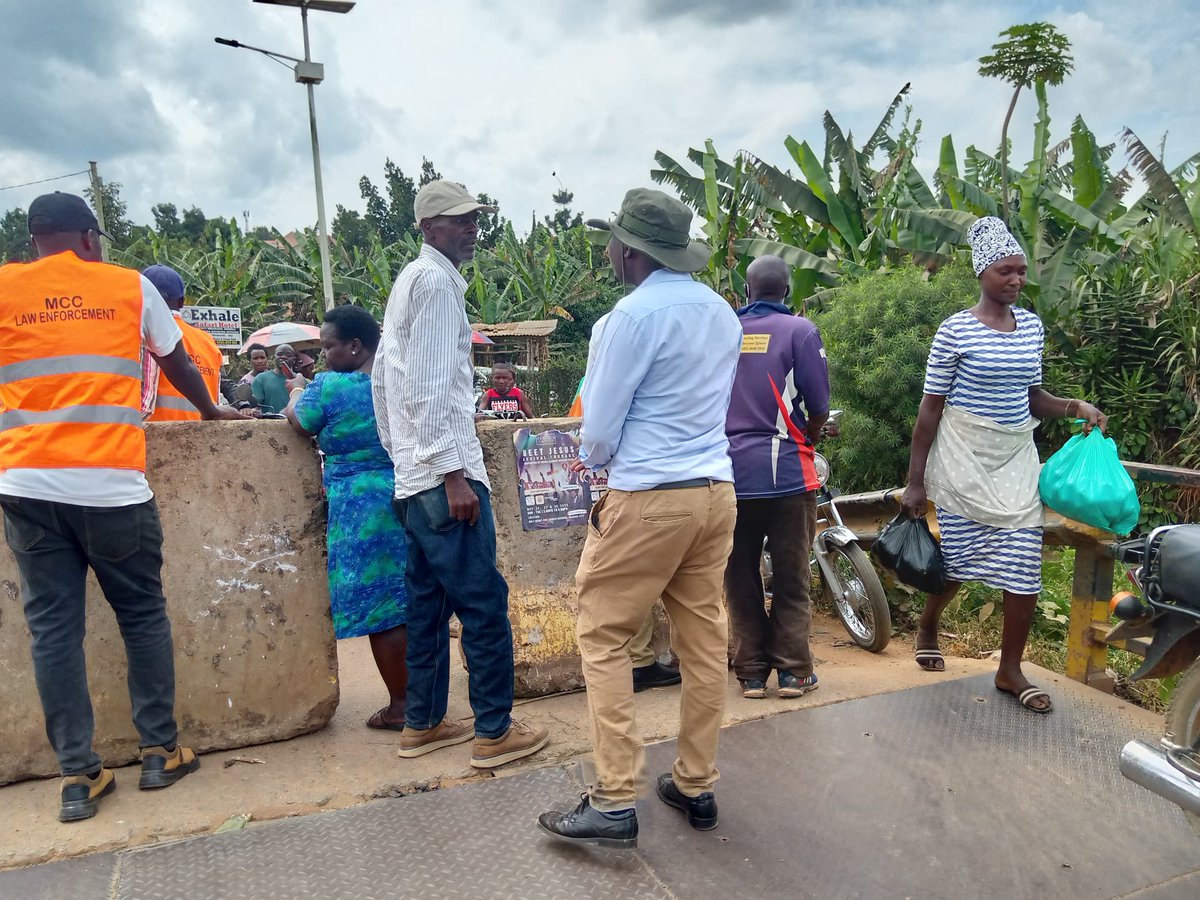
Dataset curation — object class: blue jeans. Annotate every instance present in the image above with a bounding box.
[394,480,514,739]
[1,496,178,775]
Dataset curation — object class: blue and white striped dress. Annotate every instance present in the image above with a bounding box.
[923,307,1044,595]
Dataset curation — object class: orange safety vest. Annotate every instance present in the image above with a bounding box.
[0,251,147,471]
[149,316,222,422]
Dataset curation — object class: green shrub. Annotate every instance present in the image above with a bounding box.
[812,263,978,494]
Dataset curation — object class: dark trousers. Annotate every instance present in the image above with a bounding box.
[1,496,178,775]
[394,480,514,740]
[723,491,817,681]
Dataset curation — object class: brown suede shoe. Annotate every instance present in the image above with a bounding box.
[470,718,549,769]
[60,768,116,822]
[139,745,200,790]
[397,718,474,759]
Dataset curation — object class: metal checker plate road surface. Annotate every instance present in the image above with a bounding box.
[6,673,1199,899]
[634,671,1200,899]
[114,767,671,900]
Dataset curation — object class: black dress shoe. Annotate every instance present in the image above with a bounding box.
[538,793,638,849]
[655,773,718,831]
[633,661,682,692]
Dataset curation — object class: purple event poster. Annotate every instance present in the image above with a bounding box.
[513,427,608,531]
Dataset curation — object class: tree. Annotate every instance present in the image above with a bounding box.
[180,207,208,245]
[0,207,33,263]
[83,179,133,246]
[978,21,1074,222]
[544,186,582,234]
[418,158,442,187]
[152,202,181,238]
[359,159,418,244]
[331,204,376,256]
[474,191,504,250]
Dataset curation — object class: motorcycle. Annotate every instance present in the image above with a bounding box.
[1110,525,1200,827]
[762,410,891,652]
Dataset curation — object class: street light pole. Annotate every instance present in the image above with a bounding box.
[217,0,354,313]
[299,4,335,312]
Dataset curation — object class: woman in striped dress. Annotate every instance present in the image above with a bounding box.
[900,217,1107,713]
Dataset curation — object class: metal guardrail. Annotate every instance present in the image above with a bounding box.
[833,461,1200,694]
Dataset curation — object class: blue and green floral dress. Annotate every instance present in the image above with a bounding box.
[295,370,407,638]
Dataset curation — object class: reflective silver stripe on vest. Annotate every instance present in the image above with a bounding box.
[0,354,142,385]
[0,405,144,432]
[154,396,199,413]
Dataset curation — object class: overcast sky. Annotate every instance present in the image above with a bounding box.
[1,0,1197,234]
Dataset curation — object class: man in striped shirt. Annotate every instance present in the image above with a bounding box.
[373,179,549,769]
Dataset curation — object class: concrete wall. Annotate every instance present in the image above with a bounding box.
[479,418,668,697]
[1,416,643,783]
[0,421,338,784]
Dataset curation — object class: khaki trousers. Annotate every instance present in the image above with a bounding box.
[628,606,657,668]
[576,481,736,811]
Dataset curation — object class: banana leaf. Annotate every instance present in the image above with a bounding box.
[1069,116,1105,208]
[1122,127,1196,233]
[734,237,838,284]
[746,155,828,222]
[785,137,866,253]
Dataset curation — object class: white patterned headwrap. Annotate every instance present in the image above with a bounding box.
[968,216,1025,276]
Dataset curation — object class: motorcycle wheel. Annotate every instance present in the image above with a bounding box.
[1165,659,1200,833]
[821,543,891,653]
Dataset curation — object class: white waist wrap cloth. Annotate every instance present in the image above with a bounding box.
[924,404,1043,529]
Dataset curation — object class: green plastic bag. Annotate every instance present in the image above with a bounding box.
[1038,428,1140,535]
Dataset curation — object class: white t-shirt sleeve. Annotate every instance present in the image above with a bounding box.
[140,275,183,356]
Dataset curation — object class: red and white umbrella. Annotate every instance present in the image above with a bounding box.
[240,322,322,353]
[472,331,494,345]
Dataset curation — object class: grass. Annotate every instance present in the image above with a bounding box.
[817,548,1173,714]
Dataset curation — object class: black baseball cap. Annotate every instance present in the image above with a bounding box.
[27,192,111,238]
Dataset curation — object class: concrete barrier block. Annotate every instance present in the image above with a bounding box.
[0,420,338,785]
[479,418,670,697]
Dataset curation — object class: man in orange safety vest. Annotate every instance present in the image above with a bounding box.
[0,192,246,824]
[142,264,224,421]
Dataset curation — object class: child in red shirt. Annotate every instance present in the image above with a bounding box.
[478,362,534,418]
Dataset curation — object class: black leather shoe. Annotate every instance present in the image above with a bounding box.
[633,661,682,692]
[656,773,718,831]
[538,793,638,849]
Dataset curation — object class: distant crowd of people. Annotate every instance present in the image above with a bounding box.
[0,183,1104,848]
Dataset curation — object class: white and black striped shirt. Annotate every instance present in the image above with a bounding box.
[922,307,1044,427]
[373,244,489,499]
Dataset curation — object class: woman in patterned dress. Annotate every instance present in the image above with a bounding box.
[285,304,410,730]
[900,217,1107,714]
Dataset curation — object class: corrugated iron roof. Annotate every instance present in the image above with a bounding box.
[471,320,559,337]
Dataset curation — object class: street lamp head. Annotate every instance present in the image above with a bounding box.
[252,0,356,12]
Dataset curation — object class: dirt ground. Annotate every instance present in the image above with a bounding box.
[0,612,997,871]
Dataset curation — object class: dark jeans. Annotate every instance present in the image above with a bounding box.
[394,480,514,739]
[723,491,817,681]
[1,496,177,775]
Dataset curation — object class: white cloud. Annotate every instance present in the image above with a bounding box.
[1,0,1196,232]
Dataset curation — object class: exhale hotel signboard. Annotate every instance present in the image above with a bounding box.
[182,306,243,349]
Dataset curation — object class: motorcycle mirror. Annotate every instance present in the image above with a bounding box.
[234,383,254,402]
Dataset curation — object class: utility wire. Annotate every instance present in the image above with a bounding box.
[0,170,90,192]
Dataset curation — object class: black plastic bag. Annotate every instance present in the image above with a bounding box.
[871,512,946,595]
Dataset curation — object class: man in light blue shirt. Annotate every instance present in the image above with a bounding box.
[538,188,741,850]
